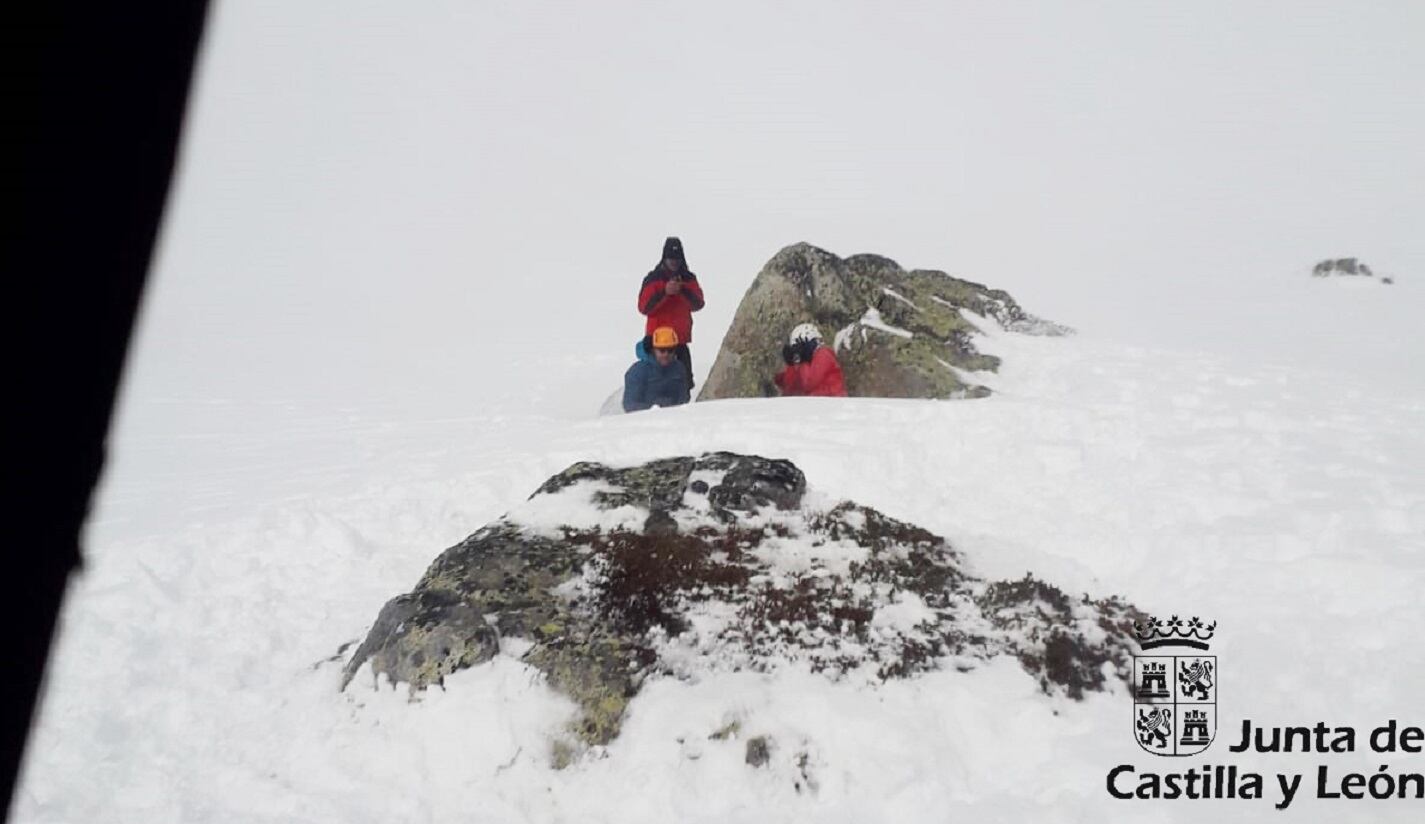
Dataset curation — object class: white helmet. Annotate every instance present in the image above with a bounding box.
[789,323,823,346]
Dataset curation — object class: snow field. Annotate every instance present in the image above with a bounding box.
[15,316,1424,822]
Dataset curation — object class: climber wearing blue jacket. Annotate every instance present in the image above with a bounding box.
[623,326,691,412]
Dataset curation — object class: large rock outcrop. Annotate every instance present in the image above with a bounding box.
[342,453,1141,755]
[699,243,1069,401]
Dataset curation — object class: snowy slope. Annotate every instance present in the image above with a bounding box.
[15,276,1425,823]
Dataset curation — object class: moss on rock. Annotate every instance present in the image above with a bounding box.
[699,243,1069,401]
[343,453,1142,757]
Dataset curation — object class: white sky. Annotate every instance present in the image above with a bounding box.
[132,0,1424,404]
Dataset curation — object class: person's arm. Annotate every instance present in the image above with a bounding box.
[638,273,667,316]
[623,364,651,412]
[774,365,799,396]
[800,346,836,394]
[682,272,705,311]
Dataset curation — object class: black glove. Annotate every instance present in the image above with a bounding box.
[781,343,798,365]
[796,339,817,363]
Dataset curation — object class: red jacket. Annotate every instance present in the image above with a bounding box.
[775,345,847,397]
[638,267,705,343]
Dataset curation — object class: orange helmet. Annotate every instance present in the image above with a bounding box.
[651,326,679,349]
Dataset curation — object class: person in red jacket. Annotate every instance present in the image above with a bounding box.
[774,323,848,397]
[638,237,704,389]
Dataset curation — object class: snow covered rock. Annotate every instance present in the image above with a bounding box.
[699,243,1070,401]
[1312,257,1392,283]
[342,452,1140,753]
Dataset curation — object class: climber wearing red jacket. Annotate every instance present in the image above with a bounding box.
[774,323,847,397]
[638,237,704,389]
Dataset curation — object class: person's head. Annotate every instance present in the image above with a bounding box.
[651,326,679,366]
[661,236,685,273]
[789,322,823,350]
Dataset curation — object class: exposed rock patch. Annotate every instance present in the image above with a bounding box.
[745,736,771,768]
[1312,257,1393,284]
[699,243,1070,401]
[343,453,1142,754]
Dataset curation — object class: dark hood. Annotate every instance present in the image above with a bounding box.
[661,236,686,269]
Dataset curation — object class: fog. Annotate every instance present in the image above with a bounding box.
[121,0,1420,407]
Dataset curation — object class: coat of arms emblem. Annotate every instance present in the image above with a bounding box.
[1133,615,1216,756]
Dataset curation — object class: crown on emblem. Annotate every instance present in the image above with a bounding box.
[1134,615,1215,650]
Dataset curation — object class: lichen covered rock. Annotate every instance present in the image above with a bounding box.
[699,243,1070,401]
[342,453,1141,752]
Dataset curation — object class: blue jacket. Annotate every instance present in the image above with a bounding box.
[623,358,690,412]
